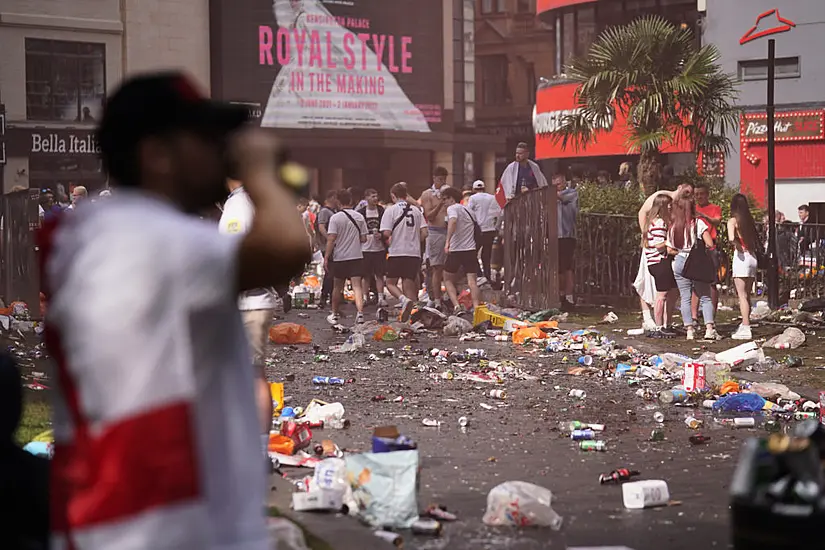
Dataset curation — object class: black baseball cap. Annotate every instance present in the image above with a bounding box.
[97,71,249,184]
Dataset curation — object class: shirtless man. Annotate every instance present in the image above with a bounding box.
[419,166,450,309]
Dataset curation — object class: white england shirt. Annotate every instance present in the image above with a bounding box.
[41,192,268,550]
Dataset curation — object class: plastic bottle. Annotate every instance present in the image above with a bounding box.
[658,389,688,404]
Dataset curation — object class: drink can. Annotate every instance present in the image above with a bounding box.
[579,440,606,452]
[734,417,756,427]
[653,411,664,423]
[571,429,595,441]
[649,428,664,441]
[684,416,702,429]
[588,423,605,432]
[411,518,442,536]
[422,418,442,427]
[569,389,587,399]
[374,530,403,547]
[489,389,507,400]
[458,416,469,427]
[794,411,817,421]
[774,343,790,349]
[495,334,510,342]
[658,389,688,404]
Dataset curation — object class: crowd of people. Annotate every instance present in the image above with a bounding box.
[636,182,760,341]
[301,172,503,324]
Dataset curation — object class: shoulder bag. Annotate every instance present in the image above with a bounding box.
[682,220,716,283]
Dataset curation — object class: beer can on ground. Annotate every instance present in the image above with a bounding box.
[411,518,443,536]
[571,429,595,441]
[489,389,507,400]
[579,440,607,452]
[374,530,403,547]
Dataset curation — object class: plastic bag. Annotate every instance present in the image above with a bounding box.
[443,316,473,336]
[763,327,806,350]
[748,382,800,401]
[373,326,399,342]
[330,333,365,353]
[512,326,545,344]
[712,393,766,413]
[345,450,419,529]
[269,323,312,344]
[482,481,563,529]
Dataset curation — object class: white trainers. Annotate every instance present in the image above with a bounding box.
[731,324,753,340]
[686,326,695,341]
[703,327,722,341]
[642,319,658,332]
[377,297,389,308]
[326,313,340,325]
[400,297,415,322]
[355,312,365,324]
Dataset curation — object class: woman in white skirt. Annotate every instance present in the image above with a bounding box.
[728,193,759,340]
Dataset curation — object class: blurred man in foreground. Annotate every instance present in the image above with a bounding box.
[39,72,310,550]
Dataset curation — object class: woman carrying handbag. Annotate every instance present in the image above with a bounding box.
[667,197,720,341]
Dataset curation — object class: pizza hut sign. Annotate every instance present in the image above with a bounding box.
[741,110,825,143]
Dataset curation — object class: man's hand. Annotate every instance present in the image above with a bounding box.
[444,242,450,254]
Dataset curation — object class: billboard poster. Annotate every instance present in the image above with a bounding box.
[213,0,444,132]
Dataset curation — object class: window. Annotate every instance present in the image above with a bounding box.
[575,6,596,59]
[526,63,537,105]
[480,0,506,14]
[26,38,106,122]
[517,0,532,13]
[480,55,509,106]
[562,11,576,68]
[738,57,800,81]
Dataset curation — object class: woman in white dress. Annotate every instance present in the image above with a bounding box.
[263,0,430,132]
[728,193,759,340]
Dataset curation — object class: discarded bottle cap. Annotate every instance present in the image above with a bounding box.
[458,416,469,427]
[653,411,665,423]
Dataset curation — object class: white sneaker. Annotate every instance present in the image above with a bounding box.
[326,313,340,325]
[400,297,415,322]
[355,312,365,324]
[686,327,695,341]
[731,324,753,340]
[703,327,722,341]
[642,319,658,332]
[377,297,389,308]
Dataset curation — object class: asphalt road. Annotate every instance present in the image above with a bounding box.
[264,303,819,550]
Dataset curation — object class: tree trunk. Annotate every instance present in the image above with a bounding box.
[637,149,662,196]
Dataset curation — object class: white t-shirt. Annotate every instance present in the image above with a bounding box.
[447,203,477,252]
[667,218,710,256]
[361,206,386,253]
[380,201,425,258]
[43,192,268,550]
[467,192,500,232]
[327,208,367,261]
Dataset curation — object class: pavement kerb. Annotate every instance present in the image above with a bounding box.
[268,474,379,550]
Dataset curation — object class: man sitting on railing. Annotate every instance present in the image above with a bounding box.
[499,142,548,201]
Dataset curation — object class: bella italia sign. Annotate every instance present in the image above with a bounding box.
[6,127,100,157]
[31,132,99,154]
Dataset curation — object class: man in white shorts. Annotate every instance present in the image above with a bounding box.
[219,177,277,464]
[381,182,427,321]
[40,72,311,549]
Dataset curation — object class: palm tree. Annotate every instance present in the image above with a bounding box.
[550,15,739,194]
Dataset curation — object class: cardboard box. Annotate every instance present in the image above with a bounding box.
[292,489,344,512]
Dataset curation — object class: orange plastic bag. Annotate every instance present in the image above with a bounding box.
[719,380,740,395]
[268,433,295,455]
[269,323,312,344]
[512,326,545,344]
[535,321,559,331]
[458,289,473,310]
[373,326,399,341]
